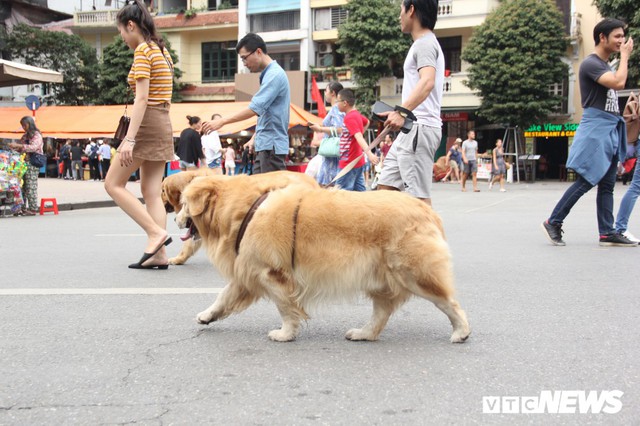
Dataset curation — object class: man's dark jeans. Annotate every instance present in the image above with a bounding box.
[549,155,618,235]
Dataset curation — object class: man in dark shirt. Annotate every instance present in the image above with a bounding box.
[70,141,84,181]
[542,18,634,247]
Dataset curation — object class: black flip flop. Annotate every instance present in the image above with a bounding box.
[128,237,173,269]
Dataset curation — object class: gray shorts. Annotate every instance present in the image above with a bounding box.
[463,160,477,174]
[377,124,441,199]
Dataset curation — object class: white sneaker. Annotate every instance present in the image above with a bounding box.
[488,181,493,190]
[622,231,640,244]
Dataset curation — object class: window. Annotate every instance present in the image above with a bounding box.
[268,41,300,71]
[314,7,347,31]
[439,36,461,73]
[315,42,344,68]
[549,78,568,114]
[208,0,239,10]
[331,7,348,28]
[270,52,300,71]
[250,11,300,32]
[202,41,237,82]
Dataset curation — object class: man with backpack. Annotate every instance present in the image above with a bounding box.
[59,140,72,180]
[85,141,100,181]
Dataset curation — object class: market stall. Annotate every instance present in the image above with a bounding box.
[0,150,27,216]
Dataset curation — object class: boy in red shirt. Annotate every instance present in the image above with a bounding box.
[335,89,379,191]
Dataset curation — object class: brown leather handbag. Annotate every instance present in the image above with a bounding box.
[623,91,639,144]
[114,88,132,141]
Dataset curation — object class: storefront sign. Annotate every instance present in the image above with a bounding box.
[442,112,468,122]
[524,122,579,138]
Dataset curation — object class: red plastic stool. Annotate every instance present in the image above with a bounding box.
[40,198,59,215]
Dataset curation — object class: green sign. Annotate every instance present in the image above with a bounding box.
[524,122,579,138]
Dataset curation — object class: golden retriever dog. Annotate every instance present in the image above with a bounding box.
[176,176,470,343]
[162,170,320,264]
[162,169,217,265]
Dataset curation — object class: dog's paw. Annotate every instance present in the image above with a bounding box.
[168,256,185,265]
[345,328,378,341]
[268,329,296,342]
[450,328,470,343]
[196,311,215,325]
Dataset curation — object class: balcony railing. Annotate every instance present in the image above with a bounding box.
[310,66,352,82]
[74,10,119,26]
[438,0,453,16]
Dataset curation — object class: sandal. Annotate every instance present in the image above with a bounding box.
[128,237,173,269]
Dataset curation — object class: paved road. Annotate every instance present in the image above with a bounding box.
[0,180,638,424]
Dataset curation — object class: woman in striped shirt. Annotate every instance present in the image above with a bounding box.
[105,0,174,269]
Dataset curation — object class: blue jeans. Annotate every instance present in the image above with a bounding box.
[549,155,618,235]
[616,153,640,233]
[336,166,366,191]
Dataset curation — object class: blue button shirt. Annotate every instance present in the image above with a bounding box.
[249,61,290,155]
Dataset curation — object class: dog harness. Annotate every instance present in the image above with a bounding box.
[234,192,303,269]
[235,192,269,255]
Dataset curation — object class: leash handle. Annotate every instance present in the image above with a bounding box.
[324,126,392,188]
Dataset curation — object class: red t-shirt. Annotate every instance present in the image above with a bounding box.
[339,109,368,169]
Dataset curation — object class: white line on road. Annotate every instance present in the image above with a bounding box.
[0,288,223,296]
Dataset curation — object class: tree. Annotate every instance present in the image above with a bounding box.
[461,0,569,129]
[98,35,185,105]
[3,24,100,105]
[338,0,411,114]
[593,0,640,87]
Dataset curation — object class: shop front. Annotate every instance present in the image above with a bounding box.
[524,122,578,181]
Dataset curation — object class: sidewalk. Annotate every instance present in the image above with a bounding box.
[37,177,142,211]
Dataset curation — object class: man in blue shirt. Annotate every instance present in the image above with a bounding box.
[202,33,290,173]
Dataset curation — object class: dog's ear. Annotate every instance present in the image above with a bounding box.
[183,178,220,217]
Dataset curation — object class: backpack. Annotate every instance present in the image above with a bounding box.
[89,144,99,160]
[60,145,70,160]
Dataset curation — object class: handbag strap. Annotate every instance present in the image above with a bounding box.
[123,87,132,117]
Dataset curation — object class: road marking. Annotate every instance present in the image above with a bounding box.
[0,288,224,296]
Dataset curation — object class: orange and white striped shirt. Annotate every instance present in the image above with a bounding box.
[128,41,173,105]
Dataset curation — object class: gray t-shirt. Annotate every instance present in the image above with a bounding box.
[579,54,619,115]
[462,139,478,161]
[402,32,444,128]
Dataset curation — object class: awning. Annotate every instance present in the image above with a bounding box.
[0,59,63,88]
[0,101,322,139]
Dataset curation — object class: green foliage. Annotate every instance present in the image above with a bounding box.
[98,37,132,105]
[338,0,411,114]
[98,35,185,105]
[3,24,100,105]
[461,0,569,128]
[593,0,640,87]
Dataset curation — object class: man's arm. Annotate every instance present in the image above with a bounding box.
[597,37,633,90]
[202,108,256,134]
[383,66,435,130]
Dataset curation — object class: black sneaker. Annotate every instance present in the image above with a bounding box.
[541,220,566,246]
[599,233,638,247]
